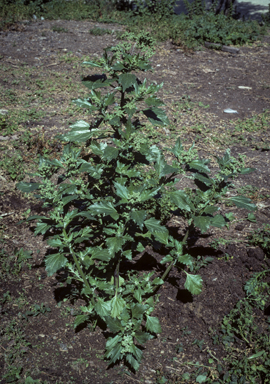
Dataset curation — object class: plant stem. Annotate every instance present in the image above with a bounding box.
[114,256,121,296]
[63,229,95,305]
[161,229,190,281]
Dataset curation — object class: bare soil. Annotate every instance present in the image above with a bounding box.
[0,19,270,384]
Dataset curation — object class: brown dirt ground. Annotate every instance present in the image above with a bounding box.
[0,19,270,384]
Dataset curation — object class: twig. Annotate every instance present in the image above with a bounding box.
[0,212,15,217]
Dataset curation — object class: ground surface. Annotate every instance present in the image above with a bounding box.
[0,19,270,384]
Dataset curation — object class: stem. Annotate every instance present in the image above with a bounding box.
[114,256,121,296]
[63,229,95,306]
[161,229,190,282]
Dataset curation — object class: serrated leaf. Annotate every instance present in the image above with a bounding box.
[16,182,40,193]
[189,160,210,174]
[195,173,213,187]
[143,107,169,126]
[144,218,168,234]
[136,243,145,252]
[160,254,173,264]
[126,353,140,371]
[211,214,226,228]
[74,314,89,329]
[106,316,123,333]
[132,303,147,319]
[229,196,257,212]
[202,205,219,215]
[154,230,169,245]
[193,215,212,233]
[170,190,193,212]
[177,254,193,267]
[119,73,137,92]
[146,315,162,333]
[111,296,125,318]
[184,273,202,295]
[45,253,67,276]
[95,299,111,318]
[103,146,119,162]
[114,182,129,201]
[89,202,119,220]
[47,238,63,248]
[145,96,164,107]
[106,237,125,255]
[130,210,147,229]
[134,331,153,344]
[92,248,111,261]
[60,120,99,143]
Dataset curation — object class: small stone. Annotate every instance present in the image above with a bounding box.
[39,334,45,337]
[59,343,68,352]
[224,108,238,114]
[0,109,8,115]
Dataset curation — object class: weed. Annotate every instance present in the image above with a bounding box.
[89,27,113,36]
[51,25,69,33]
[249,224,270,254]
[0,152,25,181]
[17,33,256,372]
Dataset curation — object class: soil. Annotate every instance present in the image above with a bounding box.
[0,18,270,384]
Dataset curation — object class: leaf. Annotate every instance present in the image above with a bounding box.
[196,374,208,383]
[229,196,257,212]
[193,216,212,233]
[106,237,125,255]
[132,304,147,319]
[160,254,173,264]
[143,107,169,126]
[47,238,63,248]
[16,182,40,193]
[103,146,119,162]
[106,317,123,333]
[118,73,137,92]
[74,314,89,329]
[89,202,119,220]
[95,299,111,318]
[154,230,169,245]
[134,331,153,344]
[211,214,226,228]
[189,160,210,174]
[177,254,193,267]
[126,354,140,371]
[111,296,126,318]
[240,167,256,175]
[60,120,98,143]
[145,96,164,107]
[92,248,111,261]
[184,273,203,295]
[83,60,103,68]
[130,210,147,229]
[195,173,213,187]
[144,218,168,234]
[202,205,219,215]
[146,315,162,334]
[45,253,67,276]
[114,182,129,201]
[170,190,193,212]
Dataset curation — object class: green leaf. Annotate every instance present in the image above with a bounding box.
[195,173,213,187]
[83,60,103,68]
[145,96,164,107]
[160,254,173,264]
[143,107,169,126]
[111,296,125,318]
[193,216,212,233]
[132,303,147,319]
[248,350,265,360]
[74,314,89,329]
[114,182,129,201]
[89,202,119,220]
[47,238,63,248]
[184,273,202,295]
[130,210,147,229]
[134,331,153,344]
[202,206,219,215]
[106,317,123,333]
[154,230,169,245]
[119,73,137,92]
[170,190,193,212]
[92,248,111,261]
[189,160,210,174]
[196,374,207,383]
[177,254,193,267]
[137,243,145,252]
[229,196,257,211]
[45,253,67,276]
[144,218,168,234]
[60,120,99,143]
[146,315,162,334]
[211,214,226,228]
[106,237,125,255]
[103,146,119,162]
[95,299,111,318]
[126,353,140,371]
[240,167,256,175]
[16,182,40,193]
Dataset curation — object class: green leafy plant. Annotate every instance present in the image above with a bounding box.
[89,26,114,36]
[17,33,256,371]
[249,224,270,254]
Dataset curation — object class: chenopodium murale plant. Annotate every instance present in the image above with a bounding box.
[17,32,257,371]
